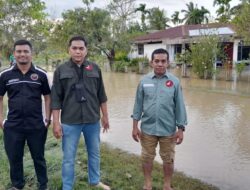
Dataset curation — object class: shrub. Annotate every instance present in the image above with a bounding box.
[190,35,221,79]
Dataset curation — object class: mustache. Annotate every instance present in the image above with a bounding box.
[18,62,29,65]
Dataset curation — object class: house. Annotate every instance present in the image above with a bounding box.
[130,23,250,66]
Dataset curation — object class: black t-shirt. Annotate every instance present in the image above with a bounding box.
[0,64,51,129]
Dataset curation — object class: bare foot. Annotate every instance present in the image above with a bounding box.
[93,182,111,190]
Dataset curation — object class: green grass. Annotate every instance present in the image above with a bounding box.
[0,130,219,190]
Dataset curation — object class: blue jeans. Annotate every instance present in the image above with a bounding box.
[61,122,101,190]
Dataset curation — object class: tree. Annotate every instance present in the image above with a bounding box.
[213,0,232,23]
[82,0,95,10]
[147,7,170,30]
[232,1,250,43]
[171,11,182,25]
[0,0,48,57]
[50,7,112,53]
[107,0,136,32]
[181,2,210,24]
[135,3,150,31]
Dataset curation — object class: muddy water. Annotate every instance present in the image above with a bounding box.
[101,71,250,190]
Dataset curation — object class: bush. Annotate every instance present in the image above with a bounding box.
[190,35,221,79]
[114,51,129,62]
[112,61,129,72]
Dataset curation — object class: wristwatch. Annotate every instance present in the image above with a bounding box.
[178,126,185,132]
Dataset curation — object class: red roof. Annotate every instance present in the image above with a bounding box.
[134,23,236,43]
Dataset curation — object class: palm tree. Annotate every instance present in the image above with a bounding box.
[181,2,210,24]
[213,0,232,22]
[135,3,150,31]
[147,7,170,30]
[171,11,182,25]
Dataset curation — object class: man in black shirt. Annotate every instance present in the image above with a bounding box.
[0,39,51,190]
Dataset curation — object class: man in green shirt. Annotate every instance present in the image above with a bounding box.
[132,48,187,190]
[51,36,110,190]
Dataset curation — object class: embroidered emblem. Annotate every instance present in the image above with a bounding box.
[8,78,19,84]
[85,64,93,71]
[30,73,39,81]
[166,80,173,87]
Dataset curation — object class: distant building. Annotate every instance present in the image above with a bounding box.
[130,23,250,66]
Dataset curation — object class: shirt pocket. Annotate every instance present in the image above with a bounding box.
[143,86,155,99]
[86,71,99,78]
[60,73,74,80]
[59,73,75,89]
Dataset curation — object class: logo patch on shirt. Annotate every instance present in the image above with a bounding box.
[8,78,19,84]
[85,64,93,71]
[30,73,39,81]
[166,80,173,87]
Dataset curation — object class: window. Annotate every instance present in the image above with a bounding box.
[138,44,144,55]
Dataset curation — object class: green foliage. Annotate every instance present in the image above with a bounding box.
[175,51,191,64]
[171,11,182,25]
[113,61,129,72]
[107,0,136,32]
[0,129,219,190]
[114,51,129,62]
[112,51,130,72]
[50,7,112,54]
[0,0,48,57]
[135,3,150,31]
[235,62,246,75]
[190,35,221,79]
[147,7,170,30]
[181,2,210,24]
[232,1,250,43]
[127,57,149,73]
[213,0,232,23]
[34,50,68,67]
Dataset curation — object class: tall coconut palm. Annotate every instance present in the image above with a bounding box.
[147,7,170,30]
[135,3,150,31]
[181,2,210,24]
[213,0,232,22]
[171,11,182,25]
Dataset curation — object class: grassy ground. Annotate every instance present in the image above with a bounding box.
[0,130,219,190]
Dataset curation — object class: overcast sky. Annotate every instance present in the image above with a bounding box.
[42,0,241,20]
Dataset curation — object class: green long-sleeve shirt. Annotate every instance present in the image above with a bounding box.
[132,72,187,136]
[51,59,107,124]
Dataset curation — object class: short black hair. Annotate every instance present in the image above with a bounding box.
[68,36,88,47]
[151,48,169,61]
[14,39,32,50]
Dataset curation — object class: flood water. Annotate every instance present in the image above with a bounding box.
[100,70,250,190]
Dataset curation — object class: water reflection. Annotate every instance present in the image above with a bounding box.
[101,71,250,190]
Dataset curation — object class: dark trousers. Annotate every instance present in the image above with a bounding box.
[4,127,48,190]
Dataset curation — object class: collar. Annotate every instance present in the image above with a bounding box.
[13,63,36,73]
[68,58,88,68]
[150,71,169,79]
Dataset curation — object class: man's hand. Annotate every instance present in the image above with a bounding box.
[132,126,141,142]
[44,118,51,128]
[53,122,63,139]
[175,129,184,145]
[101,115,109,133]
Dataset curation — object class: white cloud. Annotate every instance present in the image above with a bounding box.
[42,0,241,19]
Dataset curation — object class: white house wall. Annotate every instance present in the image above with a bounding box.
[167,44,175,63]
[143,44,166,60]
